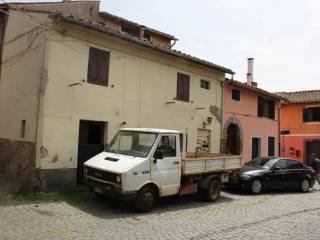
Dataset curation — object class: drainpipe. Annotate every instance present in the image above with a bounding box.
[220,82,224,153]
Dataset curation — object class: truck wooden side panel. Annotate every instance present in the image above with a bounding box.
[181,155,242,175]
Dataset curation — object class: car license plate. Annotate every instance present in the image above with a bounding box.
[94,187,103,194]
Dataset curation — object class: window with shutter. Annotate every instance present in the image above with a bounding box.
[303,107,320,122]
[268,100,275,119]
[87,47,110,86]
[258,96,275,119]
[176,73,190,102]
[258,96,264,117]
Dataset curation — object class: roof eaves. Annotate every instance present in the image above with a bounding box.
[225,79,285,101]
[275,90,320,104]
[49,13,234,74]
[99,11,178,41]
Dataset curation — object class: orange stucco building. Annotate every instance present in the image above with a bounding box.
[222,80,283,163]
[277,91,320,165]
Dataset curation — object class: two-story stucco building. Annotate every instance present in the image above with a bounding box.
[276,90,320,165]
[0,1,234,191]
[222,76,283,163]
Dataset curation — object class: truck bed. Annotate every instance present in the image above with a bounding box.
[181,152,242,175]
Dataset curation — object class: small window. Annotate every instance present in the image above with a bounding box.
[176,73,190,102]
[232,89,240,101]
[157,135,176,158]
[258,96,275,119]
[21,120,26,138]
[268,137,275,156]
[303,107,320,122]
[87,47,110,86]
[200,80,210,90]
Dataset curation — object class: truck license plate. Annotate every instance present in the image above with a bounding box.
[94,187,103,194]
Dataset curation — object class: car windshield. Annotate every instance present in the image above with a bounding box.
[248,157,278,169]
[105,130,158,158]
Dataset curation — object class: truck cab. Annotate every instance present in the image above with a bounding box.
[84,128,241,212]
[84,128,183,211]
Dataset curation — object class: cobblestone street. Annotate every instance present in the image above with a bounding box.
[1,186,320,240]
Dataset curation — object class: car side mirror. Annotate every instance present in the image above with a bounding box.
[153,149,163,163]
[273,166,281,172]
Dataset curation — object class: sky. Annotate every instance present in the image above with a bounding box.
[6,0,320,92]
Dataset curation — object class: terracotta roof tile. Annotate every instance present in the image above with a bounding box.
[49,12,235,74]
[275,90,320,104]
[225,79,284,100]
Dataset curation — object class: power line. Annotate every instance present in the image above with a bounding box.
[0,0,63,34]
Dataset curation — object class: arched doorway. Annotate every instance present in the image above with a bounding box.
[226,124,241,155]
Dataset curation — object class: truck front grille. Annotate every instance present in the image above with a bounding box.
[86,167,118,183]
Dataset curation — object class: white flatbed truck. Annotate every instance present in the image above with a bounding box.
[84,128,242,212]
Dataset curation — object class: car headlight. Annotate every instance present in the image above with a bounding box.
[116,175,121,183]
[240,174,252,180]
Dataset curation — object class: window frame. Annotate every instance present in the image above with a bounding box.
[176,72,190,102]
[156,135,177,158]
[268,136,275,157]
[200,79,210,90]
[87,47,110,87]
[258,96,275,119]
[232,89,241,101]
[303,107,320,122]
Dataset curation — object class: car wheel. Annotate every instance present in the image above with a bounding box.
[134,185,157,213]
[250,179,262,194]
[300,179,310,193]
[203,179,221,202]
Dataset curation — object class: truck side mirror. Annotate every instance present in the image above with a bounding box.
[153,149,163,163]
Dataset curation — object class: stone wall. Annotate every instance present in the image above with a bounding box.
[0,138,39,193]
[36,168,77,192]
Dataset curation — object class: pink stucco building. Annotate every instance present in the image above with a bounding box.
[222,80,283,163]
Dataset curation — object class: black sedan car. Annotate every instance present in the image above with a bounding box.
[229,157,316,194]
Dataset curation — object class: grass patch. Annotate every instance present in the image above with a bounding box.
[10,185,94,204]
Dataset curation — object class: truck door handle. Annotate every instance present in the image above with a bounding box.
[173,161,180,165]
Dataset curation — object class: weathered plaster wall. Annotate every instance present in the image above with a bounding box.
[36,20,225,180]
[0,11,48,192]
[13,1,100,21]
[223,84,280,162]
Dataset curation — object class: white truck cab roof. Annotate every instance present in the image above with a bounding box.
[120,128,182,134]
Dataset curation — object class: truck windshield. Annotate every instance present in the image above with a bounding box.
[105,131,158,158]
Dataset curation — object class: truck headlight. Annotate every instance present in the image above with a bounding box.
[116,175,121,183]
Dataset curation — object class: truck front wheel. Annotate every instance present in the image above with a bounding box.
[203,179,221,202]
[134,185,157,212]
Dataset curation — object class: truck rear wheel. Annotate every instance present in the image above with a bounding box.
[203,179,221,202]
[134,185,157,212]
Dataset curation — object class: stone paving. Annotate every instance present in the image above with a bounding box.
[1,186,320,240]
